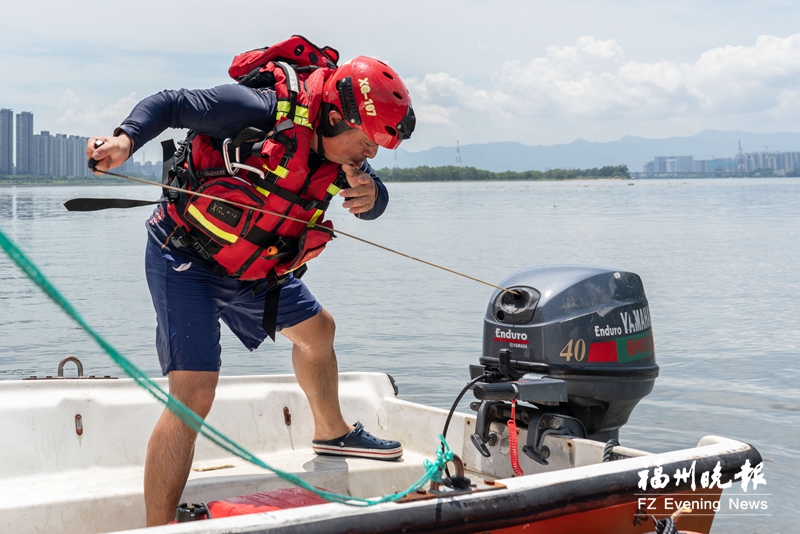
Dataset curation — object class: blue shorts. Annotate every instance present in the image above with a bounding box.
[144,239,322,374]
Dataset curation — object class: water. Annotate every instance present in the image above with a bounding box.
[1,179,798,533]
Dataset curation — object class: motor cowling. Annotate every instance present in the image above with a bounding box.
[470,265,658,458]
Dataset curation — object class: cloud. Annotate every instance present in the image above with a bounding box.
[59,89,79,109]
[56,92,139,133]
[409,34,800,125]
[415,105,456,126]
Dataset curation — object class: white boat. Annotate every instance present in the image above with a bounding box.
[0,370,760,534]
[0,265,763,533]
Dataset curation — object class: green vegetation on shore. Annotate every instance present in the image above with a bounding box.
[0,175,157,186]
[376,165,630,182]
[6,165,800,186]
[3,165,630,186]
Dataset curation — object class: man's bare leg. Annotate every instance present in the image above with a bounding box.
[281,308,352,441]
[144,370,219,526]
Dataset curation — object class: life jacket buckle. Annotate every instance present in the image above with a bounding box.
[171,234,189,249]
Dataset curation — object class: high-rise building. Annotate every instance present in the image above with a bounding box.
[3,109,118,178]
[118,156,135,174]
[25,129,91,177]
[676,156,694,173]
[33,131,52,175]
[15,111,34,175]
[743,151,800,173]
[67,135,90,177]
[52,133,68,176]
[0,109,12,175]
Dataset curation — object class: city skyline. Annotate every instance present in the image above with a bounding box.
[0,108,161,176]
[2,107,799,179]
[0,108,160,178]
[2,1,800,154]
[0,108,91,177]
[643,149,800,175]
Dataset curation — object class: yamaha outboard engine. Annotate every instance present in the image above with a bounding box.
[469,265,658,464]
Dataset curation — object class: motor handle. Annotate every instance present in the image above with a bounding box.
[470,433,492,457]
[522,444,550,465]
[473,382,517,401]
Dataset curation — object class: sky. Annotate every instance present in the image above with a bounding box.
[2,0,799,162]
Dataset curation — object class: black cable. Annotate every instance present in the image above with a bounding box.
[440,373,491,480]
[653,517,678,534]
[603,438,620,462]
[442,373,491,440]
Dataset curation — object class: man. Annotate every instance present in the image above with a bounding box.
[86,41,415,526]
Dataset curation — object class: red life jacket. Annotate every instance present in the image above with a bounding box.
[164,36,344,283]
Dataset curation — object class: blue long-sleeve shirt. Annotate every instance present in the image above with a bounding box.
[118,84,388,219]
[117,84,390,269]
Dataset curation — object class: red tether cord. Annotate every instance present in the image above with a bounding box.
[508,400,524,476]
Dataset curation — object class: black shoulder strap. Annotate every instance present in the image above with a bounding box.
[161,139,179,201]
[162,139,177,183]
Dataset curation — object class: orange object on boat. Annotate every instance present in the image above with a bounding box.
[207,488,329,517]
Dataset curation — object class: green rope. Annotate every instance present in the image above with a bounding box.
[0,225,454,506]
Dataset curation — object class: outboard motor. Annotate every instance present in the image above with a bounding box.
[469,265,658,464]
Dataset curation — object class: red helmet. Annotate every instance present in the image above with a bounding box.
[322,56,415,149]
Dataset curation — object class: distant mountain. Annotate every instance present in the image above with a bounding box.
[371,131,800,172]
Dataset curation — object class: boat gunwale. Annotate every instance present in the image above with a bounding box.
[128,436,761,534]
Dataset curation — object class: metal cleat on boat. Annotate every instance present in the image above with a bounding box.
[22,356,117,380]
[398,452,507,503]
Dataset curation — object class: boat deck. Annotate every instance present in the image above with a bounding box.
[0,373,761,534]
[0,373,484,532]
[0,446,443,531]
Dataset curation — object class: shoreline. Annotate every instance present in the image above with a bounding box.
[3,177,628,187]
[1,175,796,187]
[0,177,159,187]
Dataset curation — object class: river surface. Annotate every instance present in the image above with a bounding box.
[0,178,798,533]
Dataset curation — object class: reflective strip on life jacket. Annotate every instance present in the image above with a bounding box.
[187,205,239,243]
[274,61,300,94]
[276,101,312,129]
[262,162,290,178]
[308,184,342,226]
[168,62,340,283]
[307,209,324,226]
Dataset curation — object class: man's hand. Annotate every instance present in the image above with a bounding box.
[339,164,378,215]
[85,133,133,174]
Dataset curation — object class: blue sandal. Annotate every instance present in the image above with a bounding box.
[312,421,403,461]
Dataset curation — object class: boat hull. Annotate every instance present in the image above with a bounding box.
[0,373,759,534]
[491,492,717,533]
